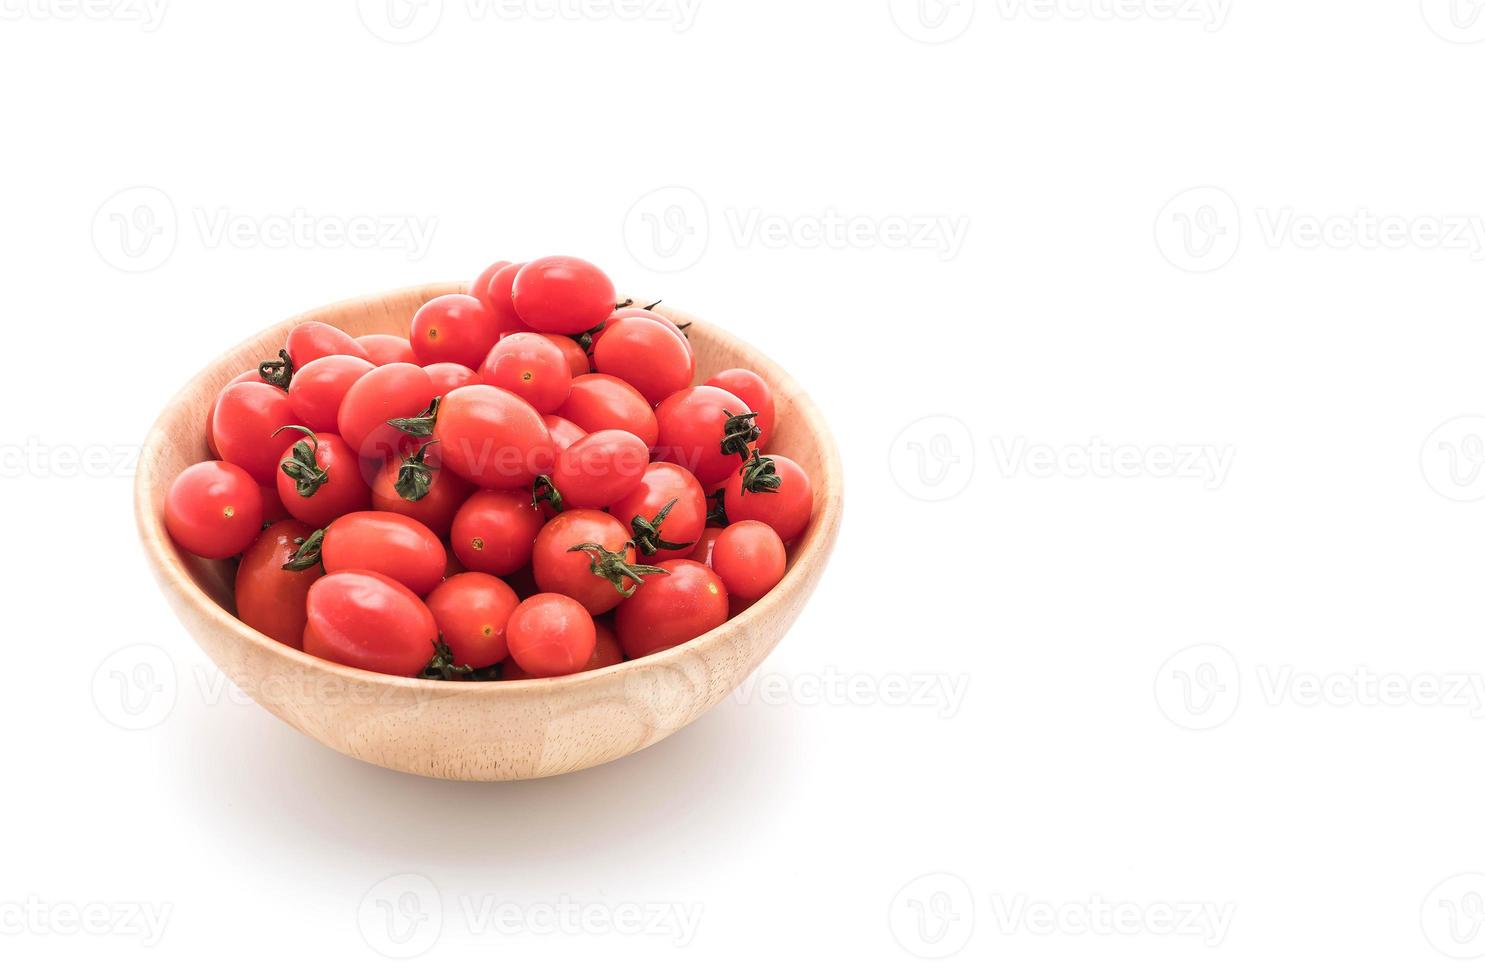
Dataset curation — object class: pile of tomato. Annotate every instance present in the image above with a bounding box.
[163,256,814,680]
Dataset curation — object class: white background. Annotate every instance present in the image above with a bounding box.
[4,0,1485,975]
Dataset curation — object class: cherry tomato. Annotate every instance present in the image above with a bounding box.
[449,488,545,576]
[614,559,728,659]
[206,370,264,459]
[235,519,323,648]
[543,414,587,451]
[533,509,663,615]
[512,256,616,334]
[542,429,649,510]
[653,385,756,487]
[317,511,447,596]
[607,462,706,559]
[337,362,435,462]
[426,572,519,669]
[592,313,695,403]
[503,619,622,679]
[702,368,774,450]
[688,526,725,566]
[480,333,572,413]
[477,261,527,333]
[410,293,500,369]
[286,321,368,366]
[506,593,597,678]
[423,361,479,397]
[370,443,474,538]
[556,373,658,448]
[211,383,303,485]
[710,520,786,600]
[274,428,373,527]
[607,305,686,334]
[544,334,590,377]
[722,453,813,543]
[304,570,438,677]
[359,334,418,366]
[432,384,554,490]
[164,461,265,559]
[471,260,511,305]
[286,354,375,433]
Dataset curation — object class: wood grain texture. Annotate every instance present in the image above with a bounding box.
[133,282,843,781]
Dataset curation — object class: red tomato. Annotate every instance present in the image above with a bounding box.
[286,321,368,366]
[304,570,438,677]
[688,526,725,566]
[607,305,685,333]
[432,384,554,490]
[511,256,616,334]
[722,453,813,542]
[337,362,435,462]
[543,414,587,451]
[314,511,447,596]
[477,261,527,333]
[541,429,649,510]
[592,313,695,403]
[480,333,573,413]
[411,293,500,369]
[164,461,265,559]
[533,509,666,615]
[274,428,372,526]
[205,369,263,459]
[423,361,479,397]
[449,488,545,576]
[370,443,474,538]
[426,572,519,669]
[287,354,375,433]
[471,260,511,304]
[702,368,774,450]
[652,385,756,487]
[503,619,622,679]
[711,520,786,600]
[235,519,323,648]
[211,383,303,485]
[556,373,658,448]
[614,559,728,659]
[506,593,597,678]
[359,334,418,366]
[544,334,590,377]
[607,462,706,559]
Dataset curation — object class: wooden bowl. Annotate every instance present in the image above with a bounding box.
[133,282,842,781]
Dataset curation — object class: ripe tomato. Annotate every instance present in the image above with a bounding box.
[235,519,323,648]
[426,572,519,669]
[543,414,587,451]
[287,354,375,433]
[556,373,658,448]
[449,488,545,576]
[614,559,728,659]
[607,305,686,334]
[303,570,438,677]
[311,511,447,596]
[206,369,264,459]
[370,443,473,538]
[607,462,706,558]
[540,429,649,511]
[423,361,479,397]
[432,384,554,490]
[211,383,303,485]
[511,256,616,334]
[503,619,622,679]
[274,428,372,526]
[359,334,418,366]
[688,526,725,566]
[164,460,264,558]
[477,261,527,333]
[544,334,590,377]
[591,313,695,403]
[532,509,664,615]
[721,453,813,542]
[506,593,597,678]
[410,293,500,369]
[286,321,368,366]
[337,362,435,462]
[479,333,572,413]
[702,368,774,449]
[471,260,511,305]
[652,385,756,487]
[711,520,786,600]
